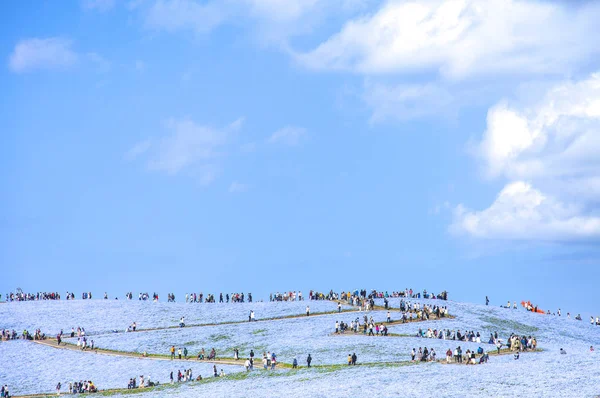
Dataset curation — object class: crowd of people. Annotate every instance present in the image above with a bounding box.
[416,328,490,343]
[54,380,98,394]
[333,315,391,336]
[0,385,10,397]
[270,291,303,301]
[410,346,490,365]
[2,329,39,341]
[0,329,18,341]
[4,291,62,301]
[184,292,253,303]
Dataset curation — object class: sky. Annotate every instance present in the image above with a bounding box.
[1,0,599,317]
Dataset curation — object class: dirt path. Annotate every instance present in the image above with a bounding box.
[81,308,362,337]
[32,338,257,367]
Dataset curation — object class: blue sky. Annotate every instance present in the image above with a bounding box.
[1,0,599,317]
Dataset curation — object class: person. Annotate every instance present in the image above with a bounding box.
[170,346,175,360]
[591,346,595,352]
[514,351,519,360]
[179,317,185,328]
[56,382,61,395]
[387,311,391,323]
[263,356,268,370]
[178,348,182,360]
[292,357,298,368]
[234,348,239,360]
[446,348,452,363]
[347,353,352,365]
[170,371,174,384]
[245,358,251,371]
[307,353,312,367]
[306,306,310,316]
[183,347,188,359]
[213,365,218,377]
[351,352,357,365]
[560,348,567,355]
[485,296,489,306]
[513,302,517,309]
[496,341,502,355]
[220,369,225,377]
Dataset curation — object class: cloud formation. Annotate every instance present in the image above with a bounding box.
[139,0,367,41]
[129,118,243,183]
[453,72,600,240]
[453,182,600,240]
[9,38,78,73]
[296,0,600,79]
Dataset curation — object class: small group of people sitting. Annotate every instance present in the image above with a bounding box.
[196,348,216,360]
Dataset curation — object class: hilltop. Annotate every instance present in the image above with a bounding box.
[1,297,599,397]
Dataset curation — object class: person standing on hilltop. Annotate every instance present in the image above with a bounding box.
[486,296,489,306]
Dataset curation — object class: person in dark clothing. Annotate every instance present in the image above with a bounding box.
[307,354,312,367]
[486,296,489,306]
[351,353,357,365]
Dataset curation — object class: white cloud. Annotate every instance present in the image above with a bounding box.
[128,118,242,180]
[8,38,78,73]
[296,0,600,79]
[454,72,600,241]
[82,0,116,12]
[452,182,600,240]
[478,73,600,181]
[139,0,368,42]
[268,126,306,146]
[229,181,248,193]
